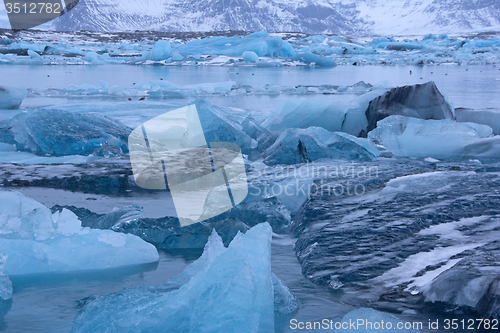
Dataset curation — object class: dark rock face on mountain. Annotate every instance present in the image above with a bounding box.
[365,82,455,133]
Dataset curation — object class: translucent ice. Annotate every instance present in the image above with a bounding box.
[0,191,159,276]
[264,127,378,165]
[0,109,131,157]
[176,31,296,58]
[0,254,12,301]
[0,86,26,109]
[242,51,259,63]
[72,223,298,333]
[291,52,337,67]
[456,108,500,135]
[261,90,384,137]
[191,100,257,153]
[141,40,172,61]
[368,115,493,160]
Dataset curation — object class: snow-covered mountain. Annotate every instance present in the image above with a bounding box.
[2,0,500,35]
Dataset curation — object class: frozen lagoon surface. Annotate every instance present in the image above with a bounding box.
[0,33,500,332]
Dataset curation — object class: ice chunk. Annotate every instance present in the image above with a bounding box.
[464,136,500,162]
[242,51,259,63]
[291,52,337,67]
[338,308,420,332]
[191,100,257,153]
[176,33,296,58]
[0,86,26,109]
[0,254,12,301]
[456,108,500,135]
[365,82,455,133]
[263,127,378,165]
[141,40,172,61]
[0,109,131,157]
[272,273,300,314]
[261,90,383,137]
[368,115,493,160]
[72,223,296,333]
[0,191,159,275]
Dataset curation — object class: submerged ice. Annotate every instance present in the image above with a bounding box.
[71,223,299,333]
[0,191,159,275]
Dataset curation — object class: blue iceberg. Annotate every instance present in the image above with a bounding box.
[0,109,131,157]
[71,223,299,333]
[0,191,159,276]
[0,86,26,109]
[368,115,494,160]
[263,127,379,165]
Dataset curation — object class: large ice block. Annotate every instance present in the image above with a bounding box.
[0,191,159,276]
[263,127,379,165]
[368,115,493,160]
[0,86,26,109]
[72,223,298,333]
[0,109,131,157]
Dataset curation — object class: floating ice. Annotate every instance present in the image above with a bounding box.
[191,100,257,153]
[365,82,455,133]
[141,40,171,61]
[338,308,420,332]
[0,86,26,109]
[291,52,337,67]
[0,191,159,276]
[1,33,500,66]
[456,108,500,135]
[175,31,296,58]
[72,223,298,333]
[242,51,259,63]
[464,136,500,162]
[0,109,131,157]
[0,254,12,301]
[368,115,493,160]
[263,127,379,165]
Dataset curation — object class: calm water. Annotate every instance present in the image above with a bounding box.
[0,64,499,111]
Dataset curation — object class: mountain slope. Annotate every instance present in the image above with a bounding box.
[2,0,500,35]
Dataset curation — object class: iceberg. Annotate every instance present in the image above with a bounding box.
[0,109,131,157]
[338,308,420,332]
[175,31,296,58]
[291,52,337,67]
[456,108,500,135]
[365,82,455,133]
[0,254,12,301]
[464,136,500,162]
[261,90,384,137]
[71,223,299,333]
[263,127,378,165]
[141,40,171,61]
[242,51,259,63]
[368,115,493,160]
[0,191,159,276]
[190,100,257,154]
[0,86,26,109]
